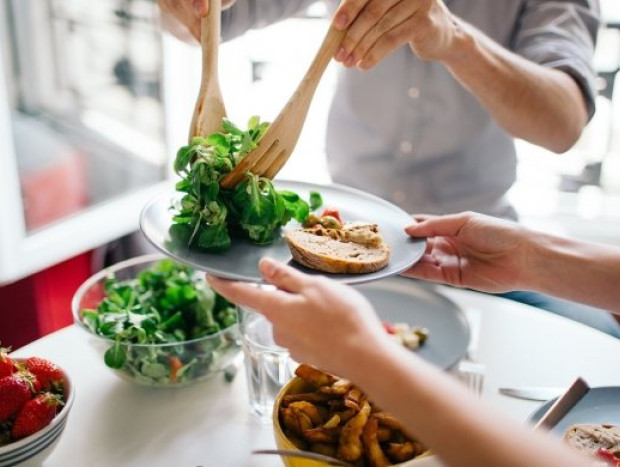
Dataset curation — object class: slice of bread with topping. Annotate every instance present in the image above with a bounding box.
[564,423,620,458]
[284,222,390,274]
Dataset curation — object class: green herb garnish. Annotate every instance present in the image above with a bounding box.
[171,117,321,252]
[309,191,323,211]
[81,259,239,385]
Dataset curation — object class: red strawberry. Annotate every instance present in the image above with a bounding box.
[24,357,63,391]
[0,374,34,423]
[0,347,13,379]
[11,364,42,393]
[11,393,63,440]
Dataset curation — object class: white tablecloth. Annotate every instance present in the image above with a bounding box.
[12,286,620,467]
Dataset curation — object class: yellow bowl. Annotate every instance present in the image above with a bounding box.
[273,377,435,467]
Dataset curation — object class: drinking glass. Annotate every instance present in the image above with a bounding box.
[238,305,293,420]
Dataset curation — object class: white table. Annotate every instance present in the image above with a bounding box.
[12,286,620,467]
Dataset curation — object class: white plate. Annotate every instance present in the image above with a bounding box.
[528,386,620,434]
[357,277,470,370]
[140,180,426,285]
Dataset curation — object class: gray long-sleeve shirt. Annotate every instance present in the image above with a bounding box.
[222,0,599,219]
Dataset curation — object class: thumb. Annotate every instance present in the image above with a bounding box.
[259,257,309,293]
[405,213,471,238]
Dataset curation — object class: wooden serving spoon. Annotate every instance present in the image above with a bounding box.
[188,0,227,142]
[220,24,346,189]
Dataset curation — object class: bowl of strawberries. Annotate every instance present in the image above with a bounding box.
[0,349,74,467]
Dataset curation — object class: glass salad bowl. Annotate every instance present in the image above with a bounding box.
[72,254,241,388]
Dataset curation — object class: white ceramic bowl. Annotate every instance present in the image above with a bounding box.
[0,360,74,467]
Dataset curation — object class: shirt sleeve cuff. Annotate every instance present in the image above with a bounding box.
[520,43,598,121]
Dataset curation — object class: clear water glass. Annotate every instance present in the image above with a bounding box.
[238,306,292,420]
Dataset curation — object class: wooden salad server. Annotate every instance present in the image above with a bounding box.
[188,0,227,142]
[220,24,346,189]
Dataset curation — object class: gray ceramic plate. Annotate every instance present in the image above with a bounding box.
[140,180,426,285]
[528,387,620,435]
[356,277,470,370]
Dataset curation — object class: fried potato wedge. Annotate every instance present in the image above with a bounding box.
[289,401,323,426]
[374,412,410,436]
[282,406,314,435]
[295,364,338,388]
[323,414,341,429]
[304,426,341,443]
[338,401,371,462]
[386,441,425,463]
[318,379,352,395]
[344,387,365,411]
[363,417,392,467]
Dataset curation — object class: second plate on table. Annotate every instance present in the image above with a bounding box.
[140,180,426,285]
[356,276,471,370]
[528,387,620,435]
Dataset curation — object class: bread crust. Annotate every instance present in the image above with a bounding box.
[284,226,390,274]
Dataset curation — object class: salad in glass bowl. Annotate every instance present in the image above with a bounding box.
[72,254,240,387]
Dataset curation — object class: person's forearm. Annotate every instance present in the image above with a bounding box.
[523,232,620,313]
[440,20,587,153]
[349,341,590,467]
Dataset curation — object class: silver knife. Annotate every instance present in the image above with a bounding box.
[499,386,565,401]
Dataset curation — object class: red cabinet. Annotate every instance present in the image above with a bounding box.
[0,252,92,350]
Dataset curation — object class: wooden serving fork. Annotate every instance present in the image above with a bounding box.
[220,24,346,189]
[188,0,227,142]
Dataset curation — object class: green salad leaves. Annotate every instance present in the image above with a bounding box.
[170,117,321,252]
[81,259,239,386]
